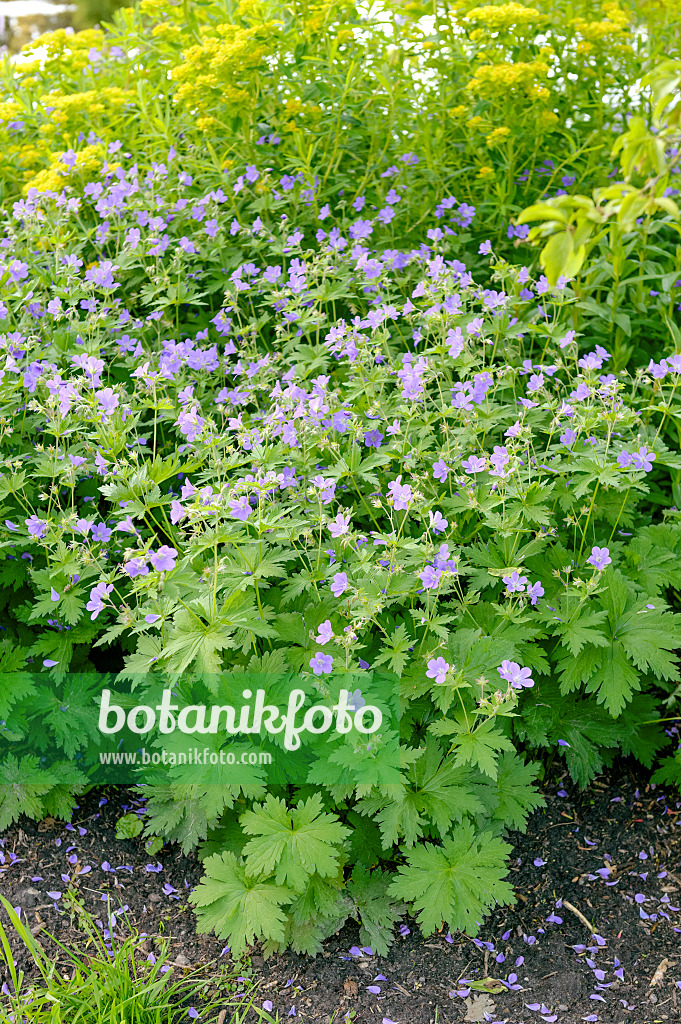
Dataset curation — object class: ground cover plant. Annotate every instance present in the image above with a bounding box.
[0,0,681,962]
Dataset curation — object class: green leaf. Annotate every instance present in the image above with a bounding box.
[0,756,54,830]
[491,752,544,831]
[115,812,143,839]
[432,718,515,779]
[241,793,350,891]
[373,623,412,677]
[347,867,404,956]
[189,851,292,955]
[389,825,513,936]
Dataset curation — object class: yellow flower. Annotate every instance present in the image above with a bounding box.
[467,115,487,130]
[571,1,630,40]
[485,125,511,145]
[466,60,550,99]
[464,2,542,31]
[539,110,559,126]
[477,165,495,178]
[450,104,468,118]
[152,23,184,40]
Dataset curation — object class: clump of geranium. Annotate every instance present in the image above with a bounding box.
[0,136,679,957]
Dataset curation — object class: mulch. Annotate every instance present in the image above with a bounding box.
[0,760,680,1024]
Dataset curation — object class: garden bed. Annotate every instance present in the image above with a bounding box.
[1,761,679,1024]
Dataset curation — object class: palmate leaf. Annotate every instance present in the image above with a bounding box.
[189,851,292,955]
[287,872,346,925]
[0,640,33,718]
[355,739,484,848]
[506,481,554,526]
[347,866,404,956]
[557,568,681,715]
[515,682,667,786]
[389,824,513,936]
[431,717,515,779]
[241,793,350,891]
[490,752,544,831]
[143,783,251,854]
[373,623,412,677]
[33,675,102,758]
[0,755,55,830]
[652,749,681,787]
[550,604,610,657]
[622,527,681,594]
[42,761,88,820]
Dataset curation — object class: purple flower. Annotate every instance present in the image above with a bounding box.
[503,571,527,594]
[229,496,252,521]
[447,327,464,358]
[587,546,611,570]
[419,565,442,589]
[310,652,333,675]
[85,260,118,289]
[330,571,348,597]
[497,660,534,689]
[364,429,384,448]
[632,446,656,472]
[96,388,119,418]
[149,546,177,572]
[123,558,149,579]
[315,620,334,645]
[432,459,449,482]
[426,657,450,684]
[26,515,48,538]
[461,455,486,474]
[86,581,114,618]
[527,581,544,606]
[388,475,412,510]
[329,512,351,538]
[560,428,576,448]
[179,237,196,254]
[349,219,373,240]
[489,446,510,476]
[429,510,448,534]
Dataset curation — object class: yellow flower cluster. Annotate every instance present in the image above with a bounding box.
[24,86,132,158]
[464,2,542,30]
[23,143,105,194]
[466,60,550,99]
[571,1,630,40]
[170,21,273,118]
[486,125,511,145]
[19,27,107,76]
[0,101,22,125]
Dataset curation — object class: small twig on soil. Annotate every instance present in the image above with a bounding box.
[562,900,594,933]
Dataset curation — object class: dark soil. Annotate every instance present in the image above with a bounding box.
[0,763,680,1024]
